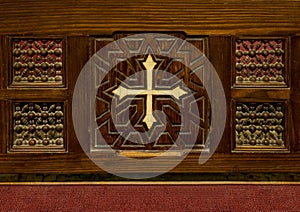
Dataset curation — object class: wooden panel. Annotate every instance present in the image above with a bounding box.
[233,101,289,152]
[233,37,288,87]
[92,33,210,153]
[0,34,298,174]
[0,100,6,154]
[9,37,64,87]
[291,36,300,151]
[0,1,299,177]
[8,101,66,152]
[65,36,90,153]
[231,35,292,153]
[231,88,290,99]
[208,35,232,154]
[0,0,299,35]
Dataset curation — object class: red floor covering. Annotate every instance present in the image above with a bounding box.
[0,184,299,211]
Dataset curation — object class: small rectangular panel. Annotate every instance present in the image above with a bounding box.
[233,37,288,87]
[233,101,289,152]
[9,101,66,152]
[9,37,64,87]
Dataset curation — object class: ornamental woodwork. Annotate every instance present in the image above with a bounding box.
[234,38,287,86]
[0,32,298,174]
[93,34,210,152]
[0,0,298,177]
[234,102,287,151]
[10,38,64,86]
[10,102,65,152]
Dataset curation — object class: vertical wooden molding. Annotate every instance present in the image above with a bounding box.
[209,35,232,154]
[291,36,300,152]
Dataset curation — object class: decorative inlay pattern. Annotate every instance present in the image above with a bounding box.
[235,39,285,85]
[12,102,64,150]
[11,38,63,84]
[96,55,208,151]
[235,102,286,149]
[94,36,209,152]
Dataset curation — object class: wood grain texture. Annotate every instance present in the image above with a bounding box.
[231,88,290,99]
[0,0,299,35]
[2,153,300,173]
[208,35,232,154]
[0,1,299,176]
[291,36,300,151]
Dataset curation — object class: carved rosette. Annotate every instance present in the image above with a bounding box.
[11,38,63,85]
[235,102,286,150]
[235,39,286,86]
[11,102,65,151]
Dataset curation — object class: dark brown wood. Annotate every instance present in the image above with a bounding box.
[0,0,299,36]
[91,33,210,152]
[208,35,232,154]
[0,0,299,177]
[291,36,300,152]
[1,153,300,173]
[231,88,290,99]
[66,36,90,153]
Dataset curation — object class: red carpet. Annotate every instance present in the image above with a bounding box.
[0,184,299,211]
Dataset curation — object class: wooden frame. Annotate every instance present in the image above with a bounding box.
[0,0,299,182]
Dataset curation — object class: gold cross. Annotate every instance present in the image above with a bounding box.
[113,55,187,129]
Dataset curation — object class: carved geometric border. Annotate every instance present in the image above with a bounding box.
[232,100,289,153]
[8,36,66,88]
[8,100,67,153]
[91,35,210,154]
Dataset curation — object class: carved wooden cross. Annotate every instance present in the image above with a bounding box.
[113,55,187,129]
